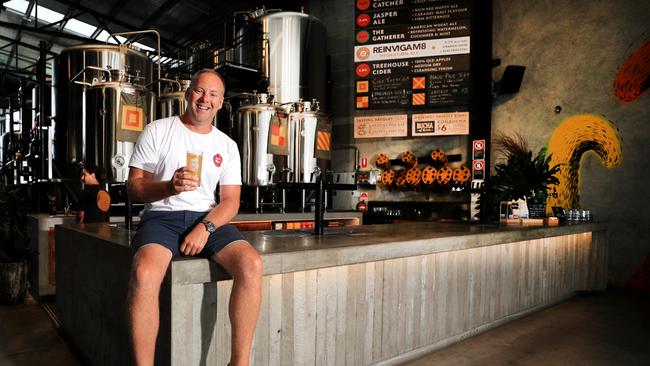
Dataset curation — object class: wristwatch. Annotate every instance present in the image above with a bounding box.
[201,219,217,234]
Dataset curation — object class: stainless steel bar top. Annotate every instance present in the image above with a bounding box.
[58,221,606,284]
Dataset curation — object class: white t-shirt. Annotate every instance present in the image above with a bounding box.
[129,116,242,212]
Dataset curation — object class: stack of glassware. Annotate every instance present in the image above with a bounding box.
[565,208,593,223]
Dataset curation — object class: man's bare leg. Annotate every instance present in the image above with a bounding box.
[127,244,173,366]
[213,241,263,366]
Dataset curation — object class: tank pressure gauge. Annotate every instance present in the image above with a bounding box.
[112,155,126,168]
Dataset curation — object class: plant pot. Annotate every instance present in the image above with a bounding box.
[0,260,27,305]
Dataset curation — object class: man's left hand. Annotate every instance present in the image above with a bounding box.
[180,225,210,256]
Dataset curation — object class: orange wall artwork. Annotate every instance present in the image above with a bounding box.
[546,114,623,210]
[613,39,650,102]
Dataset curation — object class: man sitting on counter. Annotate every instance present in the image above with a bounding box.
[126,68,262,366]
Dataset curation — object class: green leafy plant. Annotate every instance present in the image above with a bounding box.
[478,133,560,222]
[0,184,31,262]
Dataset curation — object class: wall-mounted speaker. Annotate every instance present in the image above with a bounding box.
[498,65,526,94]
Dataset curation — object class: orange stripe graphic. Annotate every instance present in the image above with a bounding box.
[317,131,331,151]
[412,93,425,105]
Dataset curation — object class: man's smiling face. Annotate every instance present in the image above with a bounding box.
[184,72,224,126]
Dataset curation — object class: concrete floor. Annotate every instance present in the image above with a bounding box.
[0,288,648,366]
[0,295,80,366]
[402,288,650,366]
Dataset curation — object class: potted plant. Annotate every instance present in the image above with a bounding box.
[478,133,560,222]
[0,184,31,304]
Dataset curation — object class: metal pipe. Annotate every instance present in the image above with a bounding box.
[146,77,181,92]
[8,97,15,151]
[70,66,112,86]
[224,92,258,100]
[314,176,324,236]
[110,30,161,96]
[38,41,47,182]
[19,78,30,154]
[262,34,270,82]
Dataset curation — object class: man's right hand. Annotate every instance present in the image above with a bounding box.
[169,166,199,195]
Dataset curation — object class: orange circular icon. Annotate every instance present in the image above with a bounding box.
[356,30,370,43]
[356,13,371,27]
[356,63,371,77]
[96,190,111,212]
[356,47,370,61]
[356,0,370,11]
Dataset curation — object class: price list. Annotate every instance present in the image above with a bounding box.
[354,0,472,111]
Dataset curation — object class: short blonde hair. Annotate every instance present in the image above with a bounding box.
[189,69,226,95]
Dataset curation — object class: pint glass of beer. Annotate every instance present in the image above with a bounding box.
[186,150,203,186]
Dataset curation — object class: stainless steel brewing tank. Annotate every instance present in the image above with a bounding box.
[157,80,190,119]
[259,11,327,109]
[84,79,155,182]
[234,94,285,186]
[287,100,329,183]
[52,44,153,178]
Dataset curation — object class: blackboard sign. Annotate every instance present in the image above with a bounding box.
[354,0,473,137]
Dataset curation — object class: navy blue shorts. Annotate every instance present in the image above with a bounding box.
[131,210,248,258]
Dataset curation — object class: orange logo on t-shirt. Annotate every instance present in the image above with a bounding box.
[96,190,111,212]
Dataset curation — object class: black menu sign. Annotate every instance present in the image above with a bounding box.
[354,0,471,112]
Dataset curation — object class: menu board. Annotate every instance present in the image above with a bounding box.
[354,0,472,137]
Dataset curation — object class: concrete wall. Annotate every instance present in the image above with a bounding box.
[308,0,650,281]
[491,0,650,282]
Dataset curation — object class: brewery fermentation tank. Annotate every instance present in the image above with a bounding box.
[256,11,327,109]
[52,44,153,179]
[84,71,155,182]
[288,99,329,183]
[234,93,285,186]
[158,79,190,119]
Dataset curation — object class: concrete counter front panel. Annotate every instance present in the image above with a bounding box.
[56,222,607,365]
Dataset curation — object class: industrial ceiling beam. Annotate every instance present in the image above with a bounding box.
[0,47,39,67]
[44,9,86,54]
[0,42,16,52]
[0,34,59,56]
[0,67,38,77]
[89,14,116,41]
[107,0,130,18]
[56,0,82,31]
[0,20,92,43]
[4,30,22,69]
[86,0,129,41]
[19,54,55,74]
[25,0,36,18]
[140,0,181,29]
[50,0,184,50]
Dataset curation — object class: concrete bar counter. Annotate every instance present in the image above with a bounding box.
[55,222,607,365]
